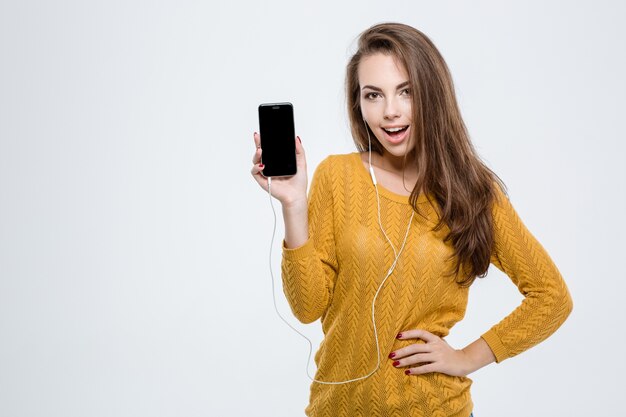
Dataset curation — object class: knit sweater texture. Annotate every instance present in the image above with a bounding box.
[281,153,573,417]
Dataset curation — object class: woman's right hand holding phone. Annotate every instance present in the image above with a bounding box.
[250,131,308,207]
[251,132,310,248]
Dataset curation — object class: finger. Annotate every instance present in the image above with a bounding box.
[295,135,303,155]
[391,352,434,368]
[405,363,437,376]
[252,132,263,163]
[251,164,268,192]
[252,146,262,164]
[389,343,430,360]
[397,329,439,344]
[295,135,306,165]
[250,162,266,177]
[295,136,307,173]
[253,131,261,148]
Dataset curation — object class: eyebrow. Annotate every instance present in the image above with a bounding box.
[361,81,410,92]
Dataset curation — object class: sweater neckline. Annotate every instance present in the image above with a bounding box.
[350,152,432,206]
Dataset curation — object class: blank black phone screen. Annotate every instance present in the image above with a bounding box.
[258,103,296,177]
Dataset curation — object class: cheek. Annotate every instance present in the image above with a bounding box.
[359,100,371,118]
[401,100,412,120]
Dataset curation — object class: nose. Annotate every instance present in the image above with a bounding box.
[383,97,401,120]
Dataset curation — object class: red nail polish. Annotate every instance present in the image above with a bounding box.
[388,352,396,359]
[259,164,264,168]
[393,361,400,367]
[405,370,411,375]
[396,333,403,339]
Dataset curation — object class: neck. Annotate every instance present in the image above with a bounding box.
[377,150,418,175]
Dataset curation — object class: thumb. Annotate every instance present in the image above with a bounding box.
[295,135,304,155]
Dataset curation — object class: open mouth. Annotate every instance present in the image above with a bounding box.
[382,125,409,141]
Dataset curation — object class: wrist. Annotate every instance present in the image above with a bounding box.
[458,348,478,376]
[282,197,308,212]
[282,197,309,249]
[460,337,496,375]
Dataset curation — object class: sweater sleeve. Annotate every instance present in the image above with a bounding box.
[481,186,573,363]
[280,157,338,324]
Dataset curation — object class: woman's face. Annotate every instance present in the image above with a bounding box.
[358,53,413,159]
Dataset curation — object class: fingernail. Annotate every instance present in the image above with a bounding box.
[297,136,301,143]
[405,370,411,375]
[396,333,403,339]
[393,361,400,367]
[388,352,395,359]
[259,164,264,168]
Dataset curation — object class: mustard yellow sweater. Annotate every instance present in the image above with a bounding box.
[281,153,573,417]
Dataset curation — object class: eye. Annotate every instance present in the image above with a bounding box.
[364,92,381,100]
[400,88,411,96]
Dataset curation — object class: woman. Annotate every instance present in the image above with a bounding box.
[251,22,572,417]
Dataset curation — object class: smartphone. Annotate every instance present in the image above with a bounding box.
[258,102,297,177]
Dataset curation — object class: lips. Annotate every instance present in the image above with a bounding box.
[381,125,410,144]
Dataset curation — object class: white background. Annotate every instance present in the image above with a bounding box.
[1,1,624,416]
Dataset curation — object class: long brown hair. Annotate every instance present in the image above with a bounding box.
[346,22,508,287]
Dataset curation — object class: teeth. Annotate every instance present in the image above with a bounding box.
[384,127,405,133]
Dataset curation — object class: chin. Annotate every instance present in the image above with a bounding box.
[381,143,414,159]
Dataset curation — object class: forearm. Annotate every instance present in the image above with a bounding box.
[282,198,309,249]
[281,196,335,323]
[487,185,573,362]
[461,337,496,375]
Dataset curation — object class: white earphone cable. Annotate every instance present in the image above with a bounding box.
[265,123,414,384]
[266,177,317,381]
